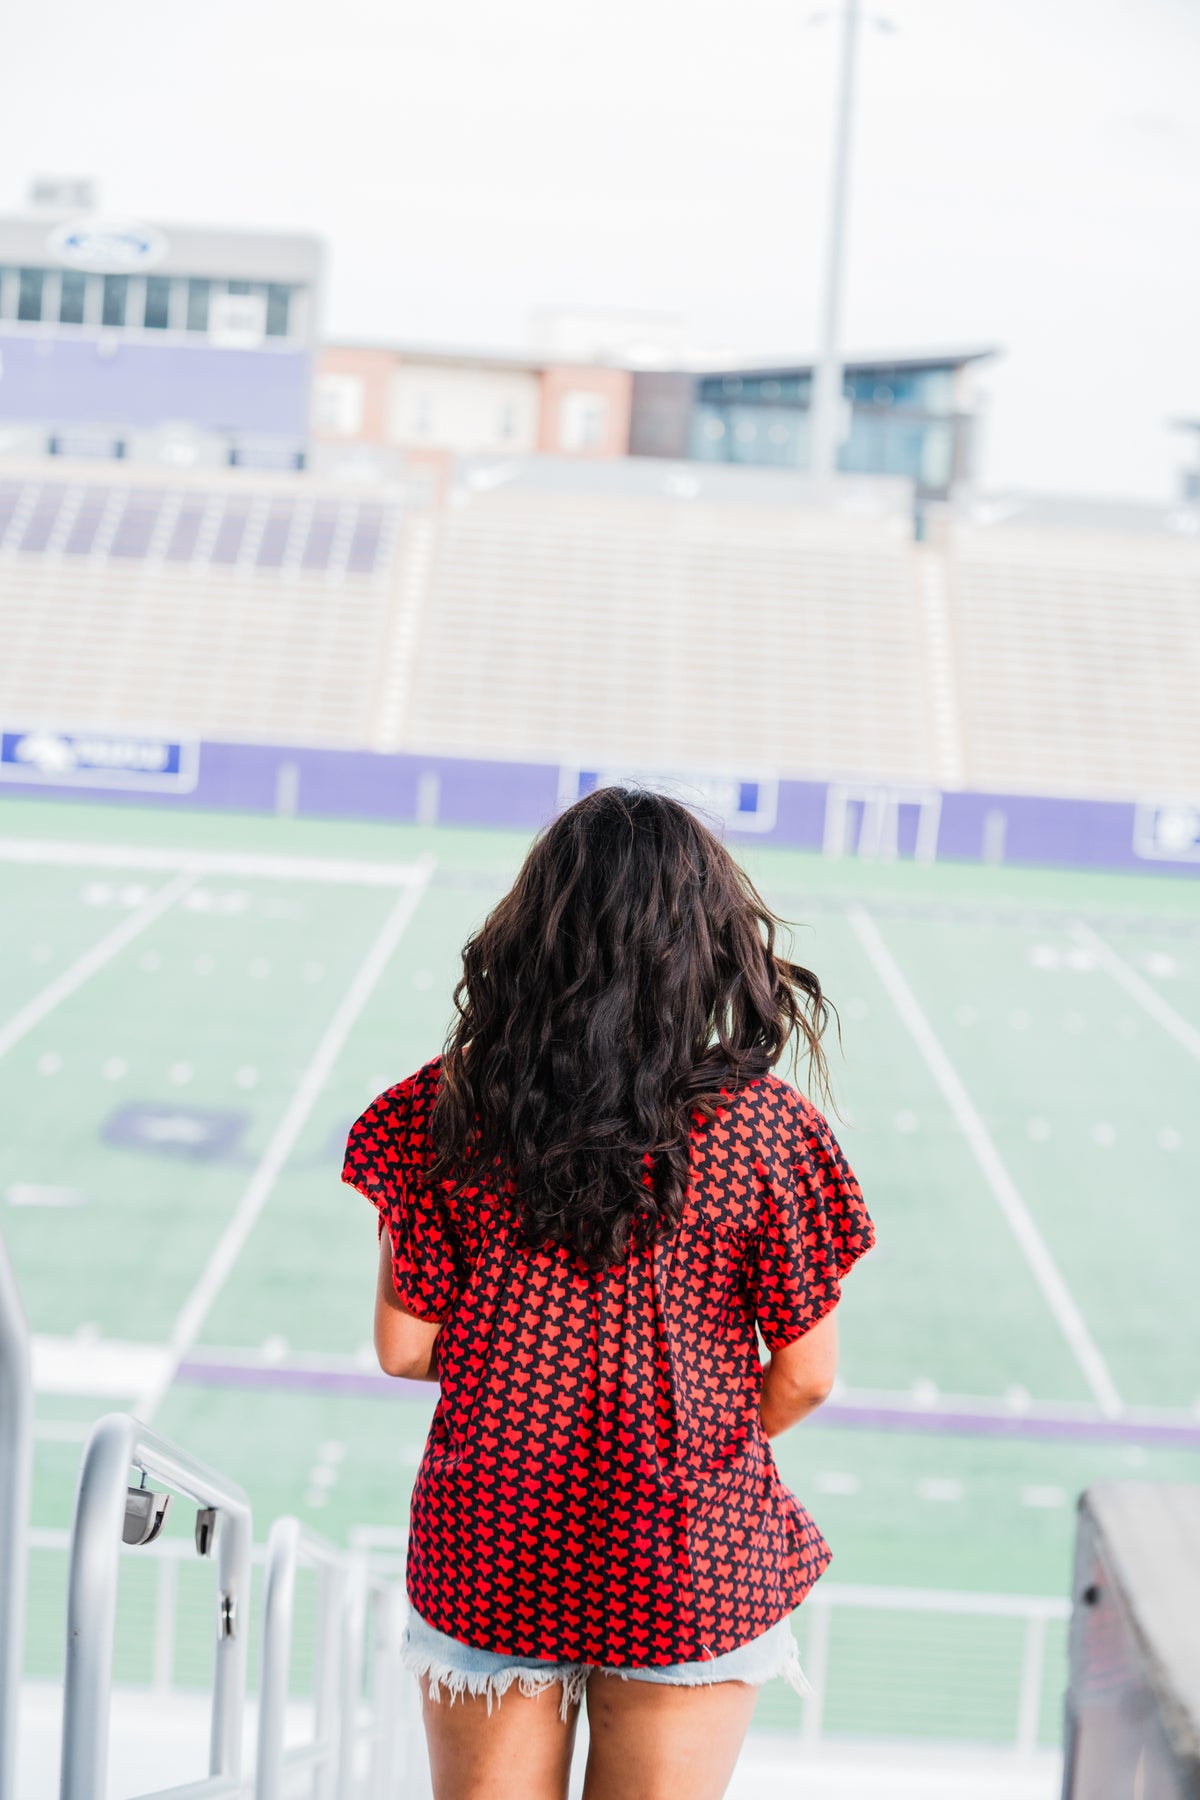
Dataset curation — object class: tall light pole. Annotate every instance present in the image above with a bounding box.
[809,0,863,486]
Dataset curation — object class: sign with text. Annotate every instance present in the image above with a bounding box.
[0,728,198,791]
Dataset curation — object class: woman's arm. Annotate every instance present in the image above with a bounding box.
[374,1231,443,1381]
[759,1309,838,1439]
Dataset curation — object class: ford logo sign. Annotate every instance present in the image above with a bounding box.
[47,218,169,273]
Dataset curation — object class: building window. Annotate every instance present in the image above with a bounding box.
[17,268,44,322]
[144,276,172,330]
[313,373,365,437]
[264,284,290,337]
[102,274,128,328]
[58,270,87,325]
[186,279,210,332]
[560,390,609,452]
[498,401,518,440]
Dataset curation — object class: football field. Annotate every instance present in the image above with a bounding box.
[5,794,1199,1747]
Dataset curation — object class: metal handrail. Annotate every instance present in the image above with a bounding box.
[0,1234,33,1800]
[59,1413,253,1800]
[255,1517,347,1800]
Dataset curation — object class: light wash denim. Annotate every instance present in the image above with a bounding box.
[400,1604,814,1724]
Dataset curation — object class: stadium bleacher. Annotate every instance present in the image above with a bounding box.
[2,454,1199,800]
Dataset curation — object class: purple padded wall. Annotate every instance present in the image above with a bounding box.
[0,732,1196,878]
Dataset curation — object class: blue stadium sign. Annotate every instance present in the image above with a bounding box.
[1133,802,1200,864]
[0,728,198,792]
[47,218,169,273]
[561,766,778,834]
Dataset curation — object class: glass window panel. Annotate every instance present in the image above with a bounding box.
[227,280,252,296]
[690,406,731,461]
[109,491,165,557]
[59,270,87,325]
[102,275,128,328]
[143,276,171,330]
[883,420,927,480]
[838,412,889,475]
[264,284,290,337]
[186,279,210,332]
[920,421,954,490]
[17,268,44,322]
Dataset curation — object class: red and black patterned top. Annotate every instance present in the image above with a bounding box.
[342,1056,873,1667]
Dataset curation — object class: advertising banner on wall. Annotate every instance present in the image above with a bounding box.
[0,728,198,791]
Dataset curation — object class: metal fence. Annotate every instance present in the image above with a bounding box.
[24,1523,1068,1757]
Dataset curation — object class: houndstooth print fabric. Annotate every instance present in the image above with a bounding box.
[343,1059,873,1666]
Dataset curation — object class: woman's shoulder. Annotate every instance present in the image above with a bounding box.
[354,1055,443,1136]
[722,1070,824,1136]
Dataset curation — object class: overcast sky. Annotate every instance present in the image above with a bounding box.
[4,0,1198,499]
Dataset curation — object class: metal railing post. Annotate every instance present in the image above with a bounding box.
[800,1600,832,1748]
[60,1413,252,1800]
[313,1561,347,1800]
[61,1414,136,1800]
[256,1516,350,1800]
[336,1559,367,1800]
[1016,1611,1048,1756]
[0,1234,33,1800]
[256,1517,299,1800]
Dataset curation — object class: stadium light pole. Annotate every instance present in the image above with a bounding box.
[809,0,864,488]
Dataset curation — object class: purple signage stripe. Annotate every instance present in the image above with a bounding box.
[3,732,1196,878]
[176,1357,428,1401]
[818,1403,1200,1451]
[175,1359,1200,1448]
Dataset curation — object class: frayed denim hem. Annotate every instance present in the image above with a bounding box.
[591,1628,814,1700]
[400,1642,592,1724]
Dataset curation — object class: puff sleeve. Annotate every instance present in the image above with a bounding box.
[342,1085,462,1324]
[747,1097,874,1351]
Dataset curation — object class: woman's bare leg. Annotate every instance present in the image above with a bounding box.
[418,1672,582,1800]
[581,1674,760,1800]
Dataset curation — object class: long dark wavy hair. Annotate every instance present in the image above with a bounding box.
[429,786,833,1271]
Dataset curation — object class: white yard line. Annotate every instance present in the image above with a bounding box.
[0,870,198,1062]
[0,836,426,888]
[847,904,1123,1420]
[1068,920,1200,1061]
[135,857,435,1422]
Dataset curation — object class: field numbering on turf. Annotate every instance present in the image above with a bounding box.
[847,905,1124,1420]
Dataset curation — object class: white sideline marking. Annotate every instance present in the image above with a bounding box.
[32,1334,171,1399]
[0,870,197,1062]
[135,858,436,1421]
[0,836,428,888]
[848,905,1123,1420]
[1068,921,1200,1061]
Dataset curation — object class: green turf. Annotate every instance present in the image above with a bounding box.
[5,793,1199,1746]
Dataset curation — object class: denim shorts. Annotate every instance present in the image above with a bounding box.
[399,1604,815,1724]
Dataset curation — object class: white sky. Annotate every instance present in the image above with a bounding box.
[4,0,1199,499]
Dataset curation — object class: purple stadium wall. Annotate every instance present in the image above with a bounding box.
[1,731,1197,878]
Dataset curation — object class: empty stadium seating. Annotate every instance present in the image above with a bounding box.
[2,455,1198,801]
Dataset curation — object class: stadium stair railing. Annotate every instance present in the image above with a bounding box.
[0,1234,34,1800]
[0,1228,415,1800]
[52,1409,415,1800]
[60,1414,254,1800]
